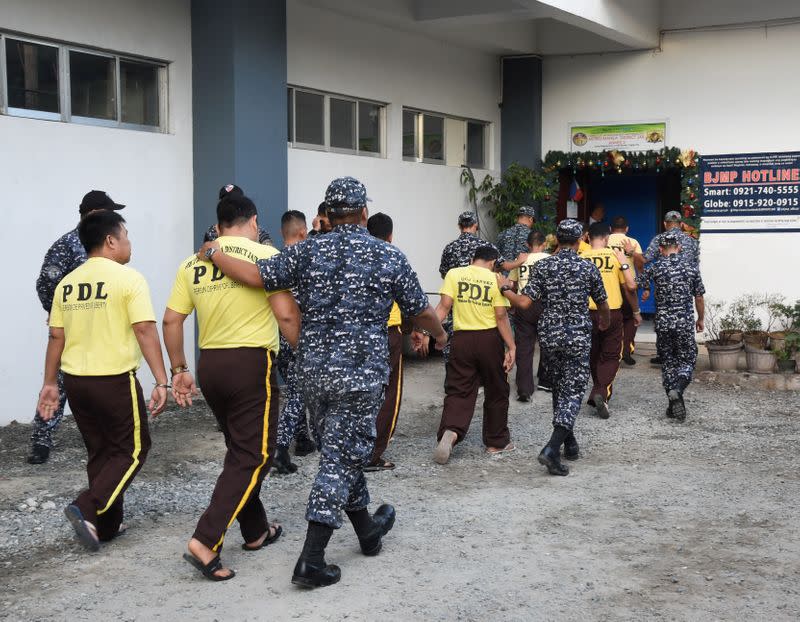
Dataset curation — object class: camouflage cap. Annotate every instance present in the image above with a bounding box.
[518,205,537,219]
[458,211,478,227]
[659,231,681,247]
[664,210,682,222]
[556,218,583,240]
[324,176,370,211]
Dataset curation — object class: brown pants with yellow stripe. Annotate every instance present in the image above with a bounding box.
[371,326,404,463]
[64,371,151,542]
[589,309,624,402]
[194,348,278,552]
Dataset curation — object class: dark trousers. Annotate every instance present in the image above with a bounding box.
[438,328,510,448]
[194,348,278,552]
[512,302,542,397]
[372,326,404,461]
[63,371,151,542]
[621,295,638,357]
[589,309,624,401]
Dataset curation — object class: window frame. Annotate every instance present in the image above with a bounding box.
[0,30,168,133]
[403,106,491,169]
[466,120,489,170]
[1,33,62,122]
[288,85,386,159]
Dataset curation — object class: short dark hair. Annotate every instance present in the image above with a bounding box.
[611,215,628,230]
[473,245,499,263]
[588,222,611,240]
[217,194,257,228]
[367,212,393,241]
[78,210,126,253]
[281,210,307,236]
[317,202,328,217]
[527,230,546,247]
[557,233,580,245]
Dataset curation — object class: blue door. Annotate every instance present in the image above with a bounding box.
[589,174,659,314]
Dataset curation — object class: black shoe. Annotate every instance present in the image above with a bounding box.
[593,394,610,419]
[517,393,530,403]
[537,446,569,476]
[294,435,317,457]
[27,444,50,465]
[274,446,298,475]
[668,390,686,422]
[563,435,580,461]
[291,558,341,589]
[537,383,552,393]
[622,354,636,366]
[650,356,663,365]
[359,504,396,556]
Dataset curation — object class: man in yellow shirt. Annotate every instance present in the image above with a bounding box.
[581,223,641,419]
[163,194,301,581]
[36,210,169,551]
[608,216,644,365]
[434,246,516,465]
[508,230,549,401]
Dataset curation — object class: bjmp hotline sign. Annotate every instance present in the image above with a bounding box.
[700,151,800,232]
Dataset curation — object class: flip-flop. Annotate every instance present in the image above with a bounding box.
[183,553,236,581]
[486,443,515,455]
[241,524,283,551]
[64,505,100,552]
[363,458,396,472]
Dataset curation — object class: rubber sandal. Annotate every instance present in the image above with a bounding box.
[64,505,100,552]
[242,524,283,551]
[182,553,236,581]
[486,443,515,455]
[363,459,396,472]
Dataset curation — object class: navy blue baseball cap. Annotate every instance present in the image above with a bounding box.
[458,211,478,227]
[659,231,680,247]
[219,183,243,199]
[518,206,537,219]
[557,219,583,241]
[324,177,371,211]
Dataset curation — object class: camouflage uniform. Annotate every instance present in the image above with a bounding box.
[636,253,705,395]
[643,229,699,267]
[496,223,531,266]
[522,246,607,430]
[204,223,274,246]
[255,217,428,529]
[439,219,506,364]
[32,228,86,448]
[276,334,310,449]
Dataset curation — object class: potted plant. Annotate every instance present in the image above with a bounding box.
[726,294,768,350]
[776,332,800,373]
[703,300,743,372]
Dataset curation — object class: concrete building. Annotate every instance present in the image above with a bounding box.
[2,0,798,425]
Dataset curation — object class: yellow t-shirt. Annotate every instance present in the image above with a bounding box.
[440,265,510,331]
[578,240,591,254]
[388,302,402,327]
[508,252,549,291]
[581,247,626,310]
[166,236,282,352]
[49,257,156,376]
[608,232,642,275]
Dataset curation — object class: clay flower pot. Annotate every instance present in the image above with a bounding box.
[744,345,777,374]
[769,331,786,352]
[706,341,742,372]
[743,331,769,350]
[719,330,743,344]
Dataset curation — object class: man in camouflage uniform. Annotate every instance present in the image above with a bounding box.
[495,205,536,268]
[643,211,699,267]
[203,184,274,246]
[199,176,447,588]
[274,210,315,475]
[500,220,609,477]
[636,232,705,421]
[439,212,519,364]
[30,190,126,464]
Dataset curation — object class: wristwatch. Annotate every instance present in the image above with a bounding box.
[500,285,513,293]
[205,247,218,260]
[620,263,630,271]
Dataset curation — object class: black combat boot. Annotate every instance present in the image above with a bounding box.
[292,522,340,589]
[27,444,50,465]
[347,505,396,556]
[274,446,298,475]
[563,431,580,461]
[294,433,317,457]
[538,426,570,476]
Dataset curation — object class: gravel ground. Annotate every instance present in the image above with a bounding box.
[1,353,799,621]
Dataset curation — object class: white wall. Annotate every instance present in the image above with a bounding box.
[0,0,193,426]
[541,24,800,307]
[287,1,502,293]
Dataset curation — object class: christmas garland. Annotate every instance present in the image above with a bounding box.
[540,147,701,236]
